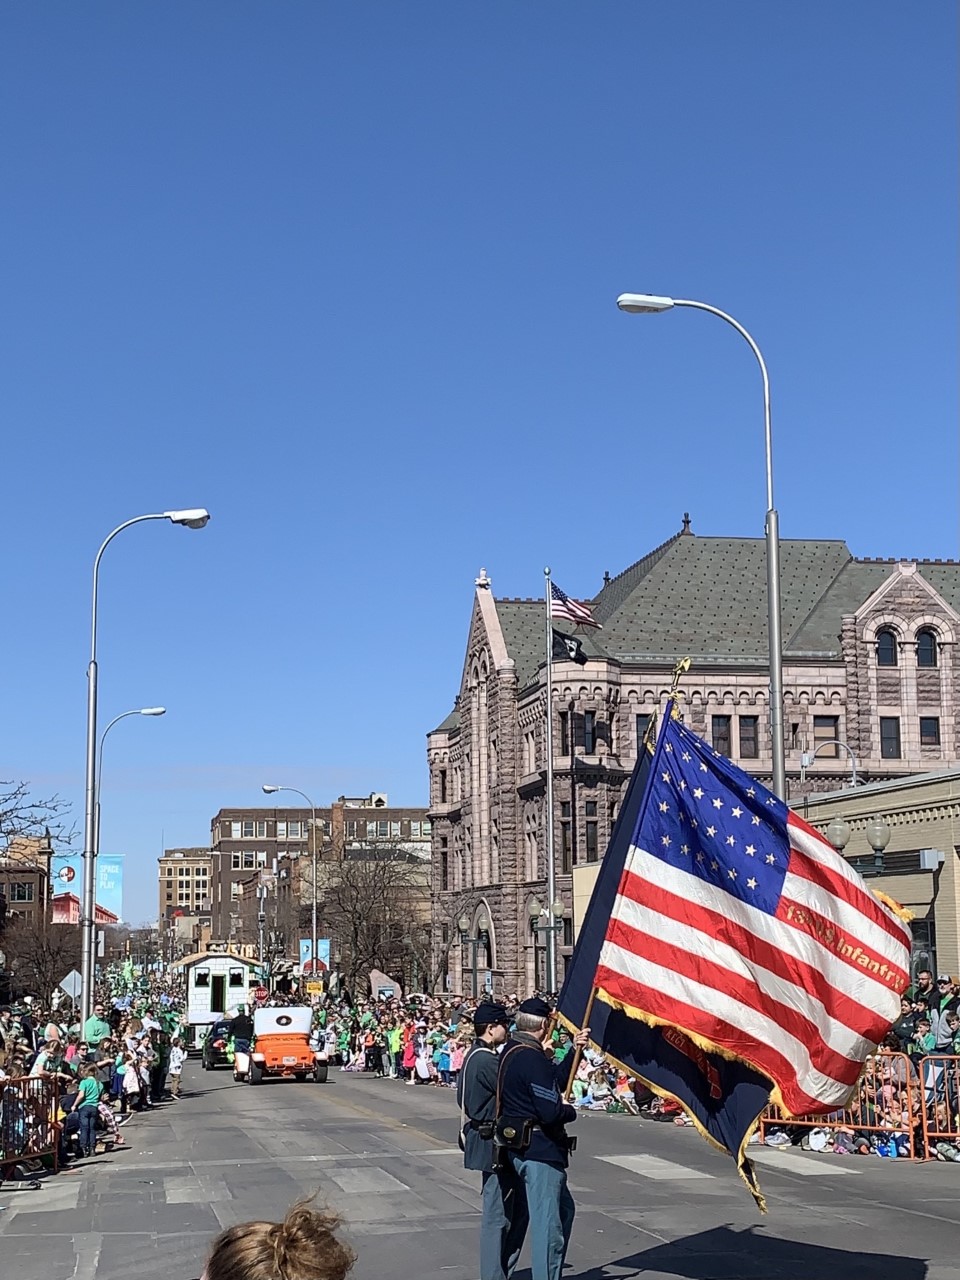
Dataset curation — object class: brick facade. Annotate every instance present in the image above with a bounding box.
[429,542,960,998]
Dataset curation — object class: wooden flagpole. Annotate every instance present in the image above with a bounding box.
[563,986,598,1100]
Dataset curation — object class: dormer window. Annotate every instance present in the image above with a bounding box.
[916,629,938,668]
[876,629,898,667]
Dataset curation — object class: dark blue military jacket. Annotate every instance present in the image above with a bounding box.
[496,1031,577,1167]
[457,1040,500,1172]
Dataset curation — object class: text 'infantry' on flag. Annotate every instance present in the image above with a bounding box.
[552,629,587,665]
[549,581,601,628]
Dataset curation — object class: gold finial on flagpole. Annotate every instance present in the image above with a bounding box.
[668,657,692,717]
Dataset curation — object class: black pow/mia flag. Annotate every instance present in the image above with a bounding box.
[552,629,587,665]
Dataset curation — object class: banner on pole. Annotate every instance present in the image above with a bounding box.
[299,938,331,973]
[51,852,124,922]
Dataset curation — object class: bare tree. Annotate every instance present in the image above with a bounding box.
[3,918,82,1000]
[0,781,75,849]
[318,847,430,994]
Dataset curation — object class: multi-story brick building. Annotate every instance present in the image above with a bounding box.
[158,847,213,921]
[0,835,53,932]
[427,526,960,996]
[157,847,213,959]
[208,795,431,953]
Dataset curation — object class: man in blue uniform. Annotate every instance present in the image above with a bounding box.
[458,1001,528,1280]
[496,997,578,1280]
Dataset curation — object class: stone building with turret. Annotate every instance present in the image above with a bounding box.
[427,523,960,997]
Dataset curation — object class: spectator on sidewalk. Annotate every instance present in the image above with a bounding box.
[83,1002,112,1048]
[71,1063,103,1158]
[169,1038,186,1098]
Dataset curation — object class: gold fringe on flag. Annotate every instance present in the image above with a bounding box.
[872,889,914,924]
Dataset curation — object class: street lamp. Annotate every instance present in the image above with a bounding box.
[458,909,490,999]
[262,785,318,976]
[529,897,565,993]
[865,816,892,875]
[81,509,210,1022]
[94,708,166,860]
[800,740,859,789]
[825,818,851,854]
[616,293,785,799]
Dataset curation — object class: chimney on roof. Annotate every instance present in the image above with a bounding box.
[681,512,692,535]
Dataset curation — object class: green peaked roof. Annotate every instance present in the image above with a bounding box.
[594,535,852,663]
[430,533,960,730]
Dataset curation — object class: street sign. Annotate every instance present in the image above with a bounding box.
[252,986,268,1002]
[59,969,82,1000]
[305,981,324,996]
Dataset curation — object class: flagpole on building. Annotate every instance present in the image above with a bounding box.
[543,567,558,994]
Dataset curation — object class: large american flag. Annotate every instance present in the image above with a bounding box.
[550,581,601,628]
[595,714,911,1117]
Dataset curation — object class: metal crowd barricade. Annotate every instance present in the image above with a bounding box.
[0,1074,61,1175]
[758,1052,918,1158]
[918,1055,960,1157]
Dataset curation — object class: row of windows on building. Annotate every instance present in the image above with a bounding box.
[443,710,888,791]
[230,851,270,870]
[876,628,942,668]
[705,712,942,759]
[222,819,313,840]
[436,717,947,895]
[435,792,621,891]
[436,917,576,950]
[220,818,432,841]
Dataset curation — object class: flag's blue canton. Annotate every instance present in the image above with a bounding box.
[551,582,571,604]
[634,718,791,917]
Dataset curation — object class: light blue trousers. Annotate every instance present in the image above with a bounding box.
[506,1155,575,1280]
[480,1166,529,1280]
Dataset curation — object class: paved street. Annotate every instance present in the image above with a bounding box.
[1,1061,958,1280]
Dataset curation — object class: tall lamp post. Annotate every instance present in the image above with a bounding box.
[616,294,786,798]
[458,910,489,999]
[81,509,210,1023]
[89,706,165,986]
[529,897,565,993]
[262,786,318,975]
[94,707,166,860]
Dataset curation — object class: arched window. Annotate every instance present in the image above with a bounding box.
[876,629,898,667]
[917,629,938,668]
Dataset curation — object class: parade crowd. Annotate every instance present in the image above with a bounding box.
[4,966,960,1187]
[0,970,188,1177]
[760,968,960,1161]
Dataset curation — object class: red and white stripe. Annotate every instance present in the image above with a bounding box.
[596,811,912,1117]
[550,586,600,628]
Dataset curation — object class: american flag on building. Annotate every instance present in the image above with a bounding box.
[549,581,601,628]
[594,712,911,1119]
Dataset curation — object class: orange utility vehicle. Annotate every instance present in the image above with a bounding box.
[241,1006,328,1084]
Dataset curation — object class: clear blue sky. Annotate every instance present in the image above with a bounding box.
[2,3,956,924]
